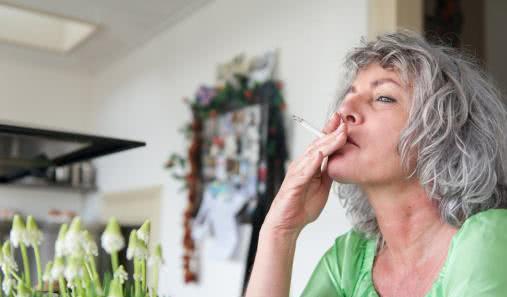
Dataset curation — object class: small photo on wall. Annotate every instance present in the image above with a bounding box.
[198,104,267,223]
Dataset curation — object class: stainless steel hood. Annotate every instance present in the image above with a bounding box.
[0,121,145,183]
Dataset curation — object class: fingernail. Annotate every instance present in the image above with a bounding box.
[336,121,346,134]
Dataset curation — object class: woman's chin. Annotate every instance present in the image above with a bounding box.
[326,150,357,183]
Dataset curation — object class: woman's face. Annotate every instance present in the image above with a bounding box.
[327,63,412,186]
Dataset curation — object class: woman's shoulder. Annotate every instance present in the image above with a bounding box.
[332,228,373,251]
[454,208,507,240]
[301,229,375,297]
[449,208,507,259]
[324,229,375,278]
[466,207,507,222]
[442,208,507,295]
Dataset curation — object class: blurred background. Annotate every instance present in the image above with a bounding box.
[0,0,505,296]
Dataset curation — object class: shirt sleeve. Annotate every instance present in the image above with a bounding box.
[444,209,507,297]
[299,244,346,297]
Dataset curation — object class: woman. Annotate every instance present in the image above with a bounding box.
[245,31,507,297]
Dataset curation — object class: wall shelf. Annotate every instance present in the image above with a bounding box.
[1,181,97,194]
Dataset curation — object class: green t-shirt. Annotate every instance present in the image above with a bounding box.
[300,209,507,297]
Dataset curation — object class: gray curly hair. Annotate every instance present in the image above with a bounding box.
[332,31,507,237]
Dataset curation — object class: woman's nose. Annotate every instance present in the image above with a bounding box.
[338,100,363,125]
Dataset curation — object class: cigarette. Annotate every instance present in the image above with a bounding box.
[292,114,325,138]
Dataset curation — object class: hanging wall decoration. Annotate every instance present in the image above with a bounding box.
[165,50,288,287]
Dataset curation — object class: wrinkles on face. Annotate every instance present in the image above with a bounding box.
[327,63,413,186]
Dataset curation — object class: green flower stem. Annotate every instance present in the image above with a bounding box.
[81,259,92,280]
[141,260,146,293]
[59,277,68,297]
[10,270,23,283]
[33,245,43,290]
[84,258,102,295]
[111,252,119,273]
[79,268,89,297]
[77,282,85,297]
[48,279,54,297]
[152,263,160,297]
[134,260,141,297]
[20,243,31,286]
[88,257,103,294]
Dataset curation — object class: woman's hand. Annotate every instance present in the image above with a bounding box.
[263,112,348,235]
[246,113,347,297]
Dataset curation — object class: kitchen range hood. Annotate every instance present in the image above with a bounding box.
[0,121,145,184]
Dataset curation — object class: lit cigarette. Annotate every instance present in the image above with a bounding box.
[292,114,325,138]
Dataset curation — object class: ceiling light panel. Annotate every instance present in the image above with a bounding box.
[0,3,97,53]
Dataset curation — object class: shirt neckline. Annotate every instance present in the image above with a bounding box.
[362,224,465,297]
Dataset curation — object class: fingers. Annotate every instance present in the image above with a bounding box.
[304,120,347,156]
[297,150,327,180]
[283,115,347,190]
[322,112,342,134]
[318,161,333,190]
[293,121,348,176]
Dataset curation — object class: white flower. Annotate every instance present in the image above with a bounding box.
[25,228,43,247]
[126,230,148,260]
[136,231,149,245]
[134,244,148,260]
[51,258,65,280]
[126,230,137,260]
[9,229,24,248]
[64,218,85,257]
[126,247,134,260]
[136,220,151,245]
[147,255,158,267]
[1,256,18,275]
[101,218,125,254]
[101,233,125,254]
[113,265,128,284]
[25,216,43,247]
[10,215,27,248]
[126,246,134,261]
[64,258,83,288]
[148,244,164,267]
[55,240,65,258]
[1,241,18,274]
[82,231,98,257]
[55,224,68,257]
[64,231,84,257]
[2,276,14,295]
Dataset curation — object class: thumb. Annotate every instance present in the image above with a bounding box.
[321,169,333,190]
[311,156,333,190]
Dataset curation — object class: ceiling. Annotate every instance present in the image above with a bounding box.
[0,0,211,73]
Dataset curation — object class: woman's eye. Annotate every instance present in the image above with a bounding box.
[376,96,396,103]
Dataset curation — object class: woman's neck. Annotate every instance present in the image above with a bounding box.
[363,179,457,268]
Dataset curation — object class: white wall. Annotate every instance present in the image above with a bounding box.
[90,0,367,296]
[0,55,92,219]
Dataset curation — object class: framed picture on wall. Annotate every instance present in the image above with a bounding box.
[191,103,269,259]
